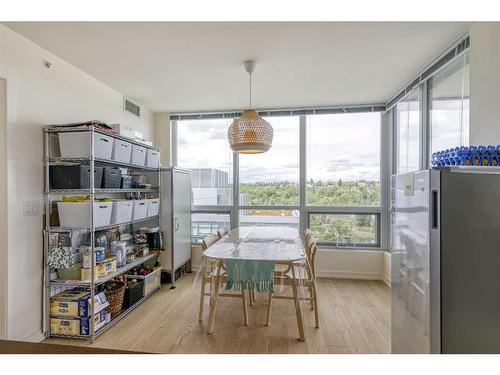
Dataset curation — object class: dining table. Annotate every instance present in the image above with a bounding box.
[201,226,313,341]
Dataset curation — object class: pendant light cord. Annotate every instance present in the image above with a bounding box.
[249,72,252,109]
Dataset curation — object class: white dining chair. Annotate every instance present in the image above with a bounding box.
[266,234,319,328]
[198,233,249,327]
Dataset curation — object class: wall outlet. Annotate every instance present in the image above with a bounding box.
[23,201,40,217]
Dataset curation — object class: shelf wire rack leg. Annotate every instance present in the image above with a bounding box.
[90,124,96,343]
[43,129,51,338]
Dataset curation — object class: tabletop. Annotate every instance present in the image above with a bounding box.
[202,226,306,262]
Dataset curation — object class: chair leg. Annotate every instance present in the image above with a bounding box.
[199,278,206,321]
[312,284,319,328]
[252,290,257,303]
[242,291,249,326]
[265,291,273,326]
[249,290,254,307]
[308,286,314,310]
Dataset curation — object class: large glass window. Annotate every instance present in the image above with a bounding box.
[239,116,300,206]
[176,119,233,206]
[309,213,378,247]
[395,88,421,173]
[429,51,470,157]
[175,110,384,249]
[306,113,381,206]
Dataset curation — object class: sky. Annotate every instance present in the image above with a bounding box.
[176,113,382,183]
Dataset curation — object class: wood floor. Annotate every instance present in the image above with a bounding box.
[46,274,391,354]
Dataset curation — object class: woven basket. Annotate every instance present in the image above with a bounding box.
[104,280,126,319]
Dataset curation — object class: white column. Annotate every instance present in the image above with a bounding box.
[153,112,172,166]
[470,22,500,145]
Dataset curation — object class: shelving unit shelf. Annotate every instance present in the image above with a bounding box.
[43,122,161,342]
[50,216,158,232]
[49,253,157,287]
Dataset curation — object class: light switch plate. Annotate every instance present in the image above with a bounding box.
[23,201,41,217]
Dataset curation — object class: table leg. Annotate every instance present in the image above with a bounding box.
[242,290,249,326]
[207,260,222,335]
[266,291,273,326]
[291,263,305,341]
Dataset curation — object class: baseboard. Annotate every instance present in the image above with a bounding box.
[316,269,382,281]
[382,274,391,288]
[22,330,45,343]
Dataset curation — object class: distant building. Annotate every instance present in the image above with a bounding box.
[190,168,247,206]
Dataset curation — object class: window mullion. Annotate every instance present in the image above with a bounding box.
[299,115,307,234]
[232,150,239,229]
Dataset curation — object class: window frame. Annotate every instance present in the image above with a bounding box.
[173,110,387,250]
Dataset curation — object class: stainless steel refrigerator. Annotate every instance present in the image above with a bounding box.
[159,167,192,288]
[391,167,500,354]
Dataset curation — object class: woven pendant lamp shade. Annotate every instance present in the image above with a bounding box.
[228,110,273,154]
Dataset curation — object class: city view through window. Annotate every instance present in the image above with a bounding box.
[176,112,381,246]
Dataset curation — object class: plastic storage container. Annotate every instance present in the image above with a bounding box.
[132,199,148,220]
[50,165,103,189]
[146,198,160,217]
[59,131,114,160]
[123,280,144,309]
[111,139,132,164]
[121,175,134,189]
[110,200,133,224]
[102,167,122,189]
[57,201,113,228]
[146,149,160,169]
[131,144,147,166]
[128,267,161,296]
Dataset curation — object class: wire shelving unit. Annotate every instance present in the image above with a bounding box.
[43,122,161,342]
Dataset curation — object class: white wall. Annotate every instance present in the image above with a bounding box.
[0,24,155,341]
[469,22,500,144]
[0,78,7,339]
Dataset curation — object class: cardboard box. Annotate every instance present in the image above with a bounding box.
[50,290,109,317]
[50,310,108,336]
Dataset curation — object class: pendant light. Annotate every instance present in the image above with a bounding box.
[228,60,273,154]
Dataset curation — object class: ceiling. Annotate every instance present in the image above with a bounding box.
[4,22,471,113]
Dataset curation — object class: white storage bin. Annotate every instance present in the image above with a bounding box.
[57,201,113,228]
[131,144,147,166]
[59,132,114,160]
[112,139,132,164]
[132,199,148,221]
[146,198,160,217]
[146,149,160,169]
[110,200,134,225]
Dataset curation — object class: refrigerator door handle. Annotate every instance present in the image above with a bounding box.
[431,190,439,229]
[174,217,180,232]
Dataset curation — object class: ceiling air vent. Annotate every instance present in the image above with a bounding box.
[124,98,141,117]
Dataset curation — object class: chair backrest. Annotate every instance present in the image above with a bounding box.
[305,235,318,277]
[217,227,229,239]
[303,228,312,241]
[202,233,219,251]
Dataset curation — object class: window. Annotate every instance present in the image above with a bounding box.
[395,87,421,173]
[306,113,381,206]
[239,209,299,228]
[191,213,231,243]
[174,109,384,249]
[239,116,300,206]
[176,119,233,206]
[309,213,378,247]
[429,51,470,158]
